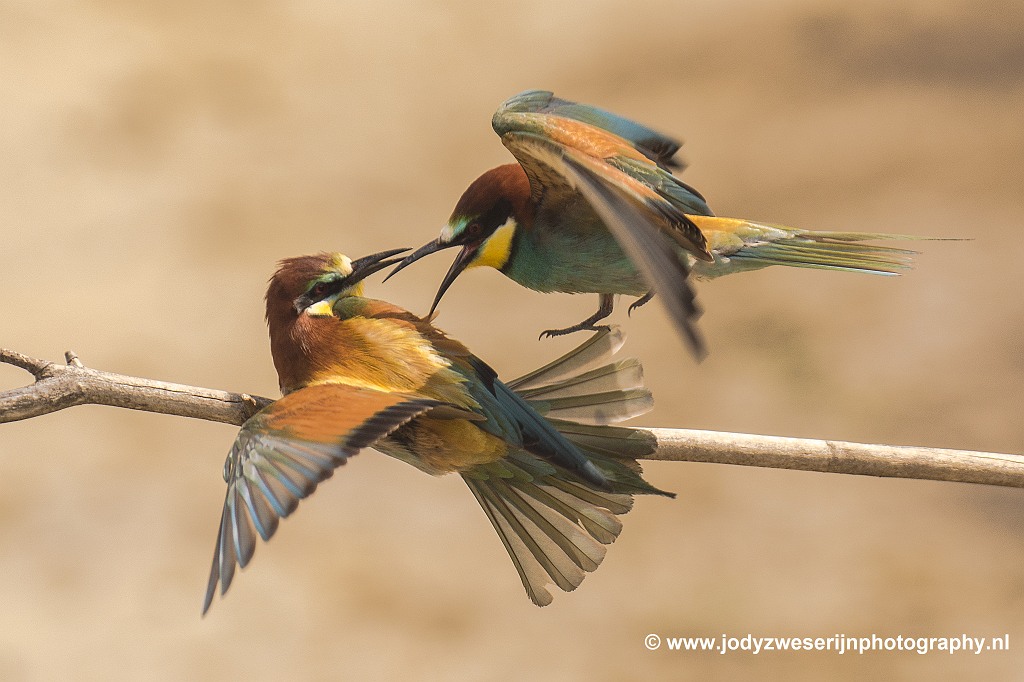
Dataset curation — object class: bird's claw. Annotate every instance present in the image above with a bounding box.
[627,292,655,317]
[539,324,612,340]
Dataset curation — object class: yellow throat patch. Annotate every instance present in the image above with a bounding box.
[470,218,516,270]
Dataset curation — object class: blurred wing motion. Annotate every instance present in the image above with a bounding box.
[462,327,666,606]
[203,383,447,614]
[496,120,709,358]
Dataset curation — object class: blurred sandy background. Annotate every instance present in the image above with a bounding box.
[2,0,1022,679]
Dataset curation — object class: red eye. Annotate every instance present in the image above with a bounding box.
[465,223,483,239]
[311,282,328,298]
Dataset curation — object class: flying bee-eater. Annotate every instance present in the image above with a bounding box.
[203,249,669,613]
[388,89,921,359]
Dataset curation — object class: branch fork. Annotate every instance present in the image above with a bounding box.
[0,348,270,426]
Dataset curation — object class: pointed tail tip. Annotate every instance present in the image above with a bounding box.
[202,571,218,617]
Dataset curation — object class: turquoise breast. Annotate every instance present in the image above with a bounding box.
[504,206,650,296]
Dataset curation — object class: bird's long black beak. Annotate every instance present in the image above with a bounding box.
[384,237,477,317]
[426,244,477,317]
[383,238,459,283]
[348,247,412,285]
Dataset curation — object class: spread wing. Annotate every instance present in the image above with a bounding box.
[496,127,708,359]
[203,383,450,614]
[496,89,687,171]
[493,90,715,223]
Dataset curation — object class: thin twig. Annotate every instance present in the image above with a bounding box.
[2,348,1020,489]
[0,348,53,376]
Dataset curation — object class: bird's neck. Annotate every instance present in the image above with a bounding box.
[269,299,454,396]
[269,313,330,393]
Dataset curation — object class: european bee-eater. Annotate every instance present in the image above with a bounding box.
[389,89,919,359]
[203,250,669,613]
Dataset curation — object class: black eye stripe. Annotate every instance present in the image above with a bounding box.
[308,278,345,300]
[469,198,513,241]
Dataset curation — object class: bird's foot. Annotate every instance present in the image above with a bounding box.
[541,294,616,339]
[627,291,655,316]
[539,323,612,340]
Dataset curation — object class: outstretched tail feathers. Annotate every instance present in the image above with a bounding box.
[503,326,653,430]
[506,327,663,493]
[507,321,628,390]
[690,216,923,277]
[464,455,632,606]
[462,327,668,606]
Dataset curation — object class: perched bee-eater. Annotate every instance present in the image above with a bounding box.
[203,249,668,613]
[389,90,920,358]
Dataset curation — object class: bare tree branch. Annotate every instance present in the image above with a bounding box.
[644,428,1024,489]
[3,348,1021,490]
[0,348,271,426]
